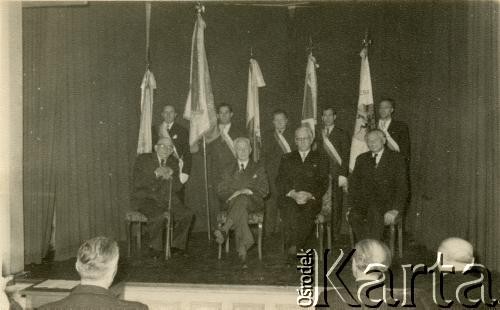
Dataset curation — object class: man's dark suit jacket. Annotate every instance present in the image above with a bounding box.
[350,148,408,216]
[38,285,148,310]
[261,128,294,183]
[209,124,245,182]
[382,119,410,163]
[131,153,182,210]
[217,160,269,210]
[315,126,350,181]
[276,150,330,211]
[152,122,192,175]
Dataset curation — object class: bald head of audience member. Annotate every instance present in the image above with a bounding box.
[352,239,392,281]
[75,236,120,289]
[438,237,474,272]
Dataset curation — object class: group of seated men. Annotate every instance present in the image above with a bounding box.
[130,98,410,264]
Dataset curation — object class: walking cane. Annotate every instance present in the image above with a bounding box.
[165,178,173,259]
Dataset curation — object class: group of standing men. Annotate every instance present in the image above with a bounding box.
[130,98,410,263]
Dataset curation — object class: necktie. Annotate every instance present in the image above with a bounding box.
[372,153,378,167]
[327,127,331,135]
[301,152,306,162]
[161,159,166,167]
[240,163,245,172]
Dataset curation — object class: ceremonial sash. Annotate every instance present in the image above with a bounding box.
[378,122,401,153]
[221,131,236,158]
[322,130,342,166]
[273,131,291,154]
[159,123,181,159]
[385,134,400,152]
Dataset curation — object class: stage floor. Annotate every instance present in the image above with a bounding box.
[24,232,439,288]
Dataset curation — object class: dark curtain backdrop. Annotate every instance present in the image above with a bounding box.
[23,1,500,270]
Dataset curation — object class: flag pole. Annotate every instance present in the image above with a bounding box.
[202,136,211,241]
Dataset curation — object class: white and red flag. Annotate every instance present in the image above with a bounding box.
[349,47,375,171]
[246,58,266,162]
[183,13,218,153]
[301,53,318,136]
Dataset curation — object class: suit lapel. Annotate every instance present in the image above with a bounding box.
[375,149,389,171]
[227,123,236,140]
[292,151,302,164]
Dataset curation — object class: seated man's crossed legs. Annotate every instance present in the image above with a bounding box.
[215,195,262,262]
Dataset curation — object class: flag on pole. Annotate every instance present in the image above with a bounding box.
[183,13,218,153]
[301,53,318,135]
[246,58,266,162]
[137,69,156,154]
[349,47,375,171]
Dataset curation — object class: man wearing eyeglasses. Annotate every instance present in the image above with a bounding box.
[276,126,329,259]
[131,137,194,258]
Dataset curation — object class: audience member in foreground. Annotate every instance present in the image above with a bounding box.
[39,236,148,310]
[317,239,431,309]
[215,137,269,267]
[433,237,492,309]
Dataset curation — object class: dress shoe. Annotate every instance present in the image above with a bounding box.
[148,247,163,259]
[171,247,189,258]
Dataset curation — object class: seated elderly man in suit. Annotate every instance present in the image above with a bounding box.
[215,137,269,264]
[39,236,148,310]
[349,129,408,241]
[131,137,194,257]
[277,126,329,258]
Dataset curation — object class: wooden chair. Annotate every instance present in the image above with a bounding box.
[216,211,264,261]
[346,209,403,259]
[125,210,173,259]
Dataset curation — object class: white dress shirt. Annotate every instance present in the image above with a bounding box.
[299,150,310,162]
[372,148,384,165]
[238,160,249,171]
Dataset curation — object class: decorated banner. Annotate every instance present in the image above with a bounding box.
[246,58,266,162]
[349,47,375,171]
[183,13,218,153]
[301,53,318,136]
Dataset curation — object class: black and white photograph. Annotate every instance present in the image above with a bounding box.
[0,0,499,309]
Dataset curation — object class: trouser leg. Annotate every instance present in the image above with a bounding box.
[350,208,384,242]
[283,201,319,250]
[139,204,165,252]
[226,196,255,254]
[264,184,278,236]
[171,204,194,250]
